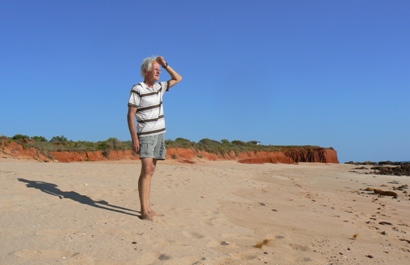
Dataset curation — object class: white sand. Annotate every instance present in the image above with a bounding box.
[1,159,409,264]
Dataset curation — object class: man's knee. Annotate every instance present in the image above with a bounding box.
[141,159,156,177]
[141,168,155,178]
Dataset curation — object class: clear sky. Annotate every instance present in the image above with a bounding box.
[1,0,409,163]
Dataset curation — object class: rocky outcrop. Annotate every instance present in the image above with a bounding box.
[237,148,338,164]
[1,140,339,164]
[371,164,410,176]
[284,147,339,163]
[0,141,50,161]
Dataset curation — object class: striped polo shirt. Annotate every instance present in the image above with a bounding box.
[128,81,170,137]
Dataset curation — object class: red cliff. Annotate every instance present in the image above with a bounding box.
[1,140,339,164]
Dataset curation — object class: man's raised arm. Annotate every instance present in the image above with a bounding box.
[156,56,182,89]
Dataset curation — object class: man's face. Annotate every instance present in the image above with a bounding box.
[146,61,161,81]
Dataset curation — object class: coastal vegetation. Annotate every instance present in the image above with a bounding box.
[1,134,326,157]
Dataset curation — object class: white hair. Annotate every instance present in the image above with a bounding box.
[140,56,158,78]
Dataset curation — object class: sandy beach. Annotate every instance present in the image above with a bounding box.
[1,159,409,265]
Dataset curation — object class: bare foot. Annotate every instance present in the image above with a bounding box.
[149,208,163,217]
[139,212,153,221]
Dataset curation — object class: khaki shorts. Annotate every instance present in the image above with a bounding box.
[139,133,166,160]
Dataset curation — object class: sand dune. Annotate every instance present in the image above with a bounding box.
[1,159,409,264]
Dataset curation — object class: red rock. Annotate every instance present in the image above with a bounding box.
[238,152,294,164]
[0,140,50,161]
[284,147,339,163]
[1,140,339,164]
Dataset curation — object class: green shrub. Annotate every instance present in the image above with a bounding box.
[12,134,30,142]
[32,136,48,142]
[50,135,68,143]
[231,140,245,146]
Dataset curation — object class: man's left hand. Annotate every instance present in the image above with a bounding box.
[156,56,167,67]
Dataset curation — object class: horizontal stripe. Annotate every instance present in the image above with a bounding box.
[128,103,138,108]
[130,87,163,97]
[140,89,162,97]
[137,102,162,112]
[138,128,166,136]
[130,90,141,96]
[137,115,164,124]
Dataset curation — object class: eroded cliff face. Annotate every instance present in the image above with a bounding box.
[0,141,50,161]
[236,148,338,164]
[1,140,339,164]
[284,147,339,163]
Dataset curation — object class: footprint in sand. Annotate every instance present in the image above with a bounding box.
[182,231,204,239]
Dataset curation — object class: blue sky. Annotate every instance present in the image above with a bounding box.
[1,0,409,163]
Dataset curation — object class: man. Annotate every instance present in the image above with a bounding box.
[127,55,182,221]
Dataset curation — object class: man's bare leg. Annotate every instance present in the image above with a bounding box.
[146,159,162,216]
[138,158,156,220]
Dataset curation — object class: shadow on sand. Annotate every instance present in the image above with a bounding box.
[18,178,139,217]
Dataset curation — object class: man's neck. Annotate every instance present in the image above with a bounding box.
[143,79,155,88]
